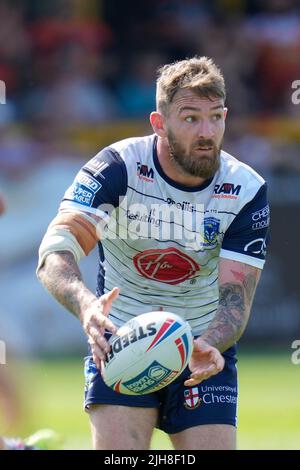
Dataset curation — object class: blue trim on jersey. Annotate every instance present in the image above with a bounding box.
[63,148,128,212]
[96,243,105,297]
[222,183,270,262]
[152,136,214,193]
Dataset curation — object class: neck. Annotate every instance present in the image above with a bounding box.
[156,136,207,187]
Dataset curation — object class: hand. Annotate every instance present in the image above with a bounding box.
[81,287,119,370]
[184,338,225,387]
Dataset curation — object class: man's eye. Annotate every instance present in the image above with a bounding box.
[185,116,195,123]
[212,114,222,121]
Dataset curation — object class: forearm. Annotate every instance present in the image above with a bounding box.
[200,262,261,353]
[37,251,96,321]
[200,284,250,352]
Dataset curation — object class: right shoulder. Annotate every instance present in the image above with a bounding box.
[108,134,156,158]
[83,134,155,174]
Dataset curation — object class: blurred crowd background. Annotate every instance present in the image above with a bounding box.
[0,0,300,357]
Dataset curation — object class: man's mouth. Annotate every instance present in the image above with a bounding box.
[195,146,213,151]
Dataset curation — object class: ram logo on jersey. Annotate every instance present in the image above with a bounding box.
[136,162,154,182]
[213,183,241,199]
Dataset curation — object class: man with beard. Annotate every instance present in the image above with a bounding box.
[37,56,270,450]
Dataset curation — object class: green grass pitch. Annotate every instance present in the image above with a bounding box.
[7,349,300,450]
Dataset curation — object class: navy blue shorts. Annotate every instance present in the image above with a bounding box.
[84,343,238,434]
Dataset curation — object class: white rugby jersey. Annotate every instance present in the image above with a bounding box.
[60,134,270,335]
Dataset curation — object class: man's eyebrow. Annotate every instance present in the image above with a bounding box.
[178,104,224,113]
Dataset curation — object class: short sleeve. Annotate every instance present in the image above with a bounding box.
[60,147,128,220]
[220,183,270,269]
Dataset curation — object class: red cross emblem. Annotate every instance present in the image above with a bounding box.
[184,387,202,409]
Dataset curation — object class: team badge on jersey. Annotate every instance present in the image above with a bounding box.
[184,387,202,409]
[133,247,200,285]
[202,217,220,248]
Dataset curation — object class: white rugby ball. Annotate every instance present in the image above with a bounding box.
[102,311,193,395]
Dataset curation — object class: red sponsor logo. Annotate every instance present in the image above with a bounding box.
[133,247,200,285]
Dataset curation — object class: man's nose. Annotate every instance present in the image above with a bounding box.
[197,119,215,139]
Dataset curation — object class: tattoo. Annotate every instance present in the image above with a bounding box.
[230,270,259,304]
[201,272,259,352]
[243,272,259,304]
[37,251,96,321]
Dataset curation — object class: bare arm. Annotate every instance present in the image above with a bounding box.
[37,251,118,369]
[185,258,261,386]
[200,258,261,352]
[37,251,96,321]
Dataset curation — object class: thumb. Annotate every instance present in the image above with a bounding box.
[105,287,120,303]
[101,287,120,315]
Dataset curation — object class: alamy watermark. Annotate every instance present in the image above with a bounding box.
[0,80,6,104]
[94,198,205,250]
[291,80,300,105]
[0,340,6,364]
[291,340,300,365]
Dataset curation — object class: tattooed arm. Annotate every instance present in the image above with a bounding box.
[37,251,118,369]
[200,258,261,352]
[185,258,261,387]
[201,258,261,352]
[37,251,95,318]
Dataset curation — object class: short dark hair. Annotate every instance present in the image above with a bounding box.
[156,56,226,115]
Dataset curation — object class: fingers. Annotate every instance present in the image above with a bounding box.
[185,352,225,387]
[98,315,118,335]
[83,287,121,369]
[94,287,119,334]
[89,340,109,365]
[214,352,225,371]
[184,368,213,387]
[101,287,120,314]
[88,325,110,351]
[89,342,105,370]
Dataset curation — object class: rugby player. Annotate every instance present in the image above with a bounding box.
[37,56,270,450]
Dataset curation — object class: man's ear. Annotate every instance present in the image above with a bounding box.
[150,111,167,138]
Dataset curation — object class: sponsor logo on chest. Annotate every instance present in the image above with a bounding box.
[136,162,155,182]
[133,247,200,285]
[213,183,241,199]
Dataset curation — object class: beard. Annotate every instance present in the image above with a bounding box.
[167,129,222,180]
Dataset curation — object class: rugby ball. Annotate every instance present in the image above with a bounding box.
[102,311,193,395]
